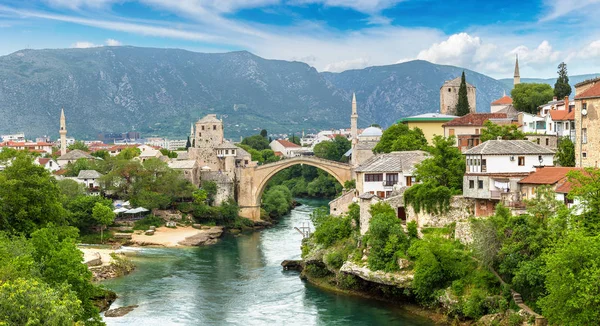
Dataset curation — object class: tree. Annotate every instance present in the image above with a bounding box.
[313,136,351,162]
[57,178,85,200]
[511,83,554,114]
[91,149,110,160]
[241,134,270,151]
[202,181,218,206]
[566,168,600,232]
[555,136,575,167]
[67,141,89,151]
[373,123,427,153]
[186,136,192,149]
[288,135,301,145]
[366,203,409,272]
[554,62,572,99]
[260,129,268,138]
[92,203,115,243]
[116,147,141,160]
[480,120,525,142]
[456,71,471,116]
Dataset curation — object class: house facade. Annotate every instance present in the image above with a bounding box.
[574,77,600,167]
[269,139,305,158]
[443,113,508,151]
[397,113,457,144]
[463,140,555,216]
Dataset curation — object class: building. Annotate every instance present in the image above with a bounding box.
[519,112,546,134]
[440,76,476,115]
[136,148,164,162]
[166,139,187,150]
[348,126,382,166]
[574,77,600,167]
[59,108,67,156]
[514,55,520,86]
[397,113,457,144]
[518,167,581,208]
[443,113,508,151]
[490,94,513,113]
[35,157,60,173]
[0,133,25,142]
[269,139,305,158]
[57,149,95,166]
[355,151,429,199]
[168,160,200,187]
[77,170,103,195]
[463,140,555,216]
[0,141,54,155]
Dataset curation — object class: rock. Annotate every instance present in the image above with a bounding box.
[339,261,413,288]
[149,226,156,231]
[177,226,224,246]
[109,226,133,232]
[201,225,212,230]
[114,233,133,240]
[85,252,103,267]
[253,220,272,227]
[477,313,505,326]
[281,260,304,271]
[166,221,176,227]
[104,305,139,317]
[229,228,241,235]
[397,258,413,270]
[192,224,202,229]
[145,230,155,235]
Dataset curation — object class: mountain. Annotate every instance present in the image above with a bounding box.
[498,74,600,93]
[0,47,511,139]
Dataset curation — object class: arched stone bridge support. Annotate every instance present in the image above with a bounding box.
[237,156,353,221]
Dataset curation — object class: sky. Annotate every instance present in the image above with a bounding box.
[0,0,600,78]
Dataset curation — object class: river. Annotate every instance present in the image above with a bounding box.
[102,199,434,326]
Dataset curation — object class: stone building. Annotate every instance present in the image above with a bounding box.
[440,76,476,115]
[574,77,600,167]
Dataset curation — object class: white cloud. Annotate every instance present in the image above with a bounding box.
[509,40,560,66]
[72,41,98,48]
[541,0,600,21]
[105,38,121,46]
[324,57,369,72]
[416,33,486,67]
[44,0,116,10]
[574,40,600,59]
[291,0,403,13]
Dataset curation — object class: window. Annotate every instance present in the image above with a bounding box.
[545,138,549,146]
[213,125,217,130]
[566,122,569,130]
[245,160,249,165]
[448,88,451,92]
[201,126,205,130]
[469,180,474,189]
[365,174,383,182]
[449,129,455,136]
[232,150,236,155]
[377,191,385,198]
[478,180,484,189]
[405,176,413,186]
[225,150,229,155]
[583,152,587,158]
[536,138,540,144]
[518,156,525,166]
[583,128,588,144]
[475,129,480,135]
[199,132,202,137]
[385,191,392,198]
[385,173,398,186]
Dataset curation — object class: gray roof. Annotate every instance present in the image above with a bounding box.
[77,170,102,179]
[168,160,197,169]
[441,76,475,88]
[356,141,378,150]
[58,149,94,161]
[196,114,221,124]
[359,192,378,200]
[355,150,429,173]
[496,105,519,119]
[464,140,556,155]
[215,140,238,149]
[175,151,189,160]
[235,146,251,159]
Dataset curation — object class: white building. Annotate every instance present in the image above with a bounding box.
[77,170,103,195]
[490,94,513,113]
[0,133,25,142]
[463,140,555,216]
[34,157,60,173]
[269,139,307,158]
[57,149,95,166]
[518,112,546,134]
[166,139,188,150]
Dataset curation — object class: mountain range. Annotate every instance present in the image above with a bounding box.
[0,46,596,140]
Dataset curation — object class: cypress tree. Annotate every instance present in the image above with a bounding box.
[554,62,572,99]
[455,71,470,116]
[185,136,191,149]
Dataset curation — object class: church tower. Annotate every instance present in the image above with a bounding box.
[514,55,520,86]
[59,108,67,156]
[350,93,358,165]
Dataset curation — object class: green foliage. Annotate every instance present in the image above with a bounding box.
[480,120,525,142]
[133,215,164,230]
[373,123,428,153]
[260,129,268,138]
[312,214,352,248]
[91,149,110,160]
[0,154,66,234]
[407,221,418,240]
[68,140,89,151]
[538,231,600,325]
[554,62,572,99]
[404,181,452,215]
[555,136,575,167]
[92,203,115,244]
[202,181,218,206]
[64,195,112,232]
[288,135,301,145]
[57,178,85,199]
[343,179,356,190]
[567,168,600,232]
[347,202,360,227]
[304,264,331,278]
[324,245,352,270]
[0,278,83,325]
[241,134,270,151]
[116,147,141,160]
[262,185,293,218]
[159,148,178,158]
[313,136,351,162]
[511,83,554,114]
[456,71,470,116]
[416,135,465,191]
[365,203,409,272]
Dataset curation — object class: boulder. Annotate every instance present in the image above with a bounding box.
[177,226,223,246]
[114,233,133,240]
[166,221,177,227]
[84,252,103,267]
[109,226,133,232]
[145,230,155,236]
[192,224,202,229]
[339,261,413,288]
[281,260,304,271]
[104,305,139,318]
[149,226,156,231]
[201,225,212,230]
[229,228,241,235]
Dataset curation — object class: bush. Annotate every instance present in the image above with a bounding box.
[365,203,409,272]
[133,215,164,230]
[338,274,360,290]
[304,264,330,278]
[407,221,418,240]
[312,216,352,247]
[324,244,353,270]
[461,288,487,319]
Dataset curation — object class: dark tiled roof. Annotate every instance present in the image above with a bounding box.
[463,140,555,155]
[443,113,507,127]
[355,150,429,173]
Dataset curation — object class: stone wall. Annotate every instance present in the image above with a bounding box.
[359,196,380,235]
[200,171,234,206]
[454,220,473,244]
[406,195,473,228]
[526,134,558,151]
[329,190,355,216]
[440,84,476,115]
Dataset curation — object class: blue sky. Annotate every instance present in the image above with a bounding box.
[0,0,599,78]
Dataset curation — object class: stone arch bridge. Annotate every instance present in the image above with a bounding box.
[237,156,353,220]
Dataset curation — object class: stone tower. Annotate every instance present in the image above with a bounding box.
[350,93,358,166]
[513,55,520,86]
[440,76,476,115]
[59,108,67,156]
[194,114,224,148]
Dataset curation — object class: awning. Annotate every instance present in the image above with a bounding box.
[113,207,128,214]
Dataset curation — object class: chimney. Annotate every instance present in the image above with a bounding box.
[565,96,570,112]
[553,96,557,101]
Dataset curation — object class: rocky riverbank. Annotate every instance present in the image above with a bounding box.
[80,247,136,282]
[127,225,224,247]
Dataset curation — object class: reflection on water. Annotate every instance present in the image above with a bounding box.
[102,199,433,326]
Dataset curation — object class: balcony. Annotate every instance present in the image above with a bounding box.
[383,181,398,187]
[490,191,502,199]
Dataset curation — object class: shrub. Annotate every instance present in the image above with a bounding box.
[133,215,164,230]
[304,264,330,278]
[338,274,360,290]
[461,288,487,319]
[312,216,352,247]
[366,203,409,272]
[407,221,418,240]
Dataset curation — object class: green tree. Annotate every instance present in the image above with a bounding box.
[92,203,115,243]
[159,148,178,158]
[116,147,141,160]
[64,157,95,177]
[511,83,554,114]
[67,141,89,151]
[262,185,293,218]
[480,120,525,142]
[553,62,572,99]
[555,136,575,167]
[260,129,268,138]
[57,178,85,200]
[366,203,409,272]
[456,71,471,116]
[202,181,218,206]
[186,136,192,149]
[0,155,66,234]
[288,135,301,145]
[373,123,427,153]
[566,168,600,232]
[313,136,351,162]
[64,195,112,231]
[242,134,270,150]
[91,149,110,160]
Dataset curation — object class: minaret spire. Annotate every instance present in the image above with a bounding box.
[350,92,358,166]
[513,54,520,86]
[59,108,67,156]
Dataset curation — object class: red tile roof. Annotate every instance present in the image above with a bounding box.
[276,139,301,148]
[575,82,600,99]
[443,113,508,127]
[274,151,283,157]
[38,158,50,165]
[549,110,575,121]
[491,95,513,105]
[518,167,581,185]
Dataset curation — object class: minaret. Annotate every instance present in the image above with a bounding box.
[190,123,194,139]
[59,108,67,156]
[513,55,520,86]
[350,92,358,165]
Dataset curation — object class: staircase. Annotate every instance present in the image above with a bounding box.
[512,292,524,304]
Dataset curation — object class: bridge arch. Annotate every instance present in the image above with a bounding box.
[237,156,353,220]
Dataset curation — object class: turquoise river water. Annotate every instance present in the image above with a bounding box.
[102,199,434,326]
